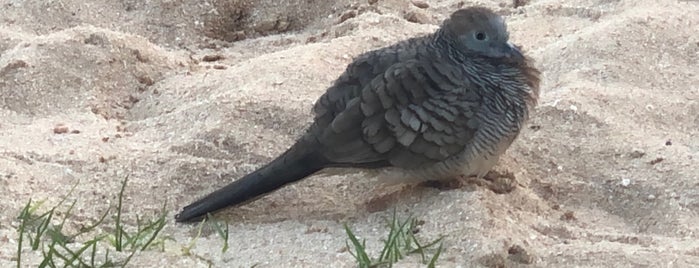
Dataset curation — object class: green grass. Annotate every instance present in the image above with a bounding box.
[106,176,169,253]
[178,214,229,267]
[15,177,441,267]
[15,176,169,268]
[181,216,205,256]
[205,213,230,253]
[344,210,444,268]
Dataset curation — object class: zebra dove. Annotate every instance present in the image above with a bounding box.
[175,7,540,222]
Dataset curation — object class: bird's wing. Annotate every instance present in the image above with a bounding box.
[312,58,482,169]
[312,42,417,126]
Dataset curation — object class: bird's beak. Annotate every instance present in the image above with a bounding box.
[504,42,524,62]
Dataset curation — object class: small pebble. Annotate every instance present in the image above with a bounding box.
[339,10,357,23]
[404,10,430,24]
[629,149,645,159]
[411,0,430,9]
[53,124,69,134]
[621,178,631,187]
[202,54,224,62]
[649,157,664,165]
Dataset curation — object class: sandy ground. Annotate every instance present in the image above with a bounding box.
[1,0,698,267]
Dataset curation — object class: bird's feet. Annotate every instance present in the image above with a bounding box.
[421,170,518,194]
[420,179,467,190]
[471,170,518,194]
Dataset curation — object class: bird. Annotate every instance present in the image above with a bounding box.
[175,6,540,222]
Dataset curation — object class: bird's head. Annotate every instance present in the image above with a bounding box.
[442,7,523,63]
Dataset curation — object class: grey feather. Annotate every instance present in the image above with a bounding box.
[175,6,541,222]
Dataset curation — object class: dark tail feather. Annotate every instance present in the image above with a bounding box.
[175,143,325,222]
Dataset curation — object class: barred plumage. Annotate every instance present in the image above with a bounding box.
[176,6,541,222]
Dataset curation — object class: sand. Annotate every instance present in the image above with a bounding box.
[1,0,698,267]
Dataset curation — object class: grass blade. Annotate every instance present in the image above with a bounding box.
[344,211,445,268]
[344,224,371,267]
[32,209,55,250]
[138,211,167,251]
[427,242,443,268]
[16,199,33,268]
[206,213,230,253]
[183,218,206,256]
[114,175,129,252]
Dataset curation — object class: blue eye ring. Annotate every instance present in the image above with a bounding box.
[475,32,486,41]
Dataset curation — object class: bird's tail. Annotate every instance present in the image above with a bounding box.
[175,141,326,222]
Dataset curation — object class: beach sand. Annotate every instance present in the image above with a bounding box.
[1,0,698,266]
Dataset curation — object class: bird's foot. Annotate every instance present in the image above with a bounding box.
[422,170,518,193]
[415,170,519,194]
[470,170,518,194]
[420,179,466,190]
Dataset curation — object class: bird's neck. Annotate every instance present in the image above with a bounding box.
[431,28,539,112]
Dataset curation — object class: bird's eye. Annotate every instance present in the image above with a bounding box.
[475,32,486,41]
